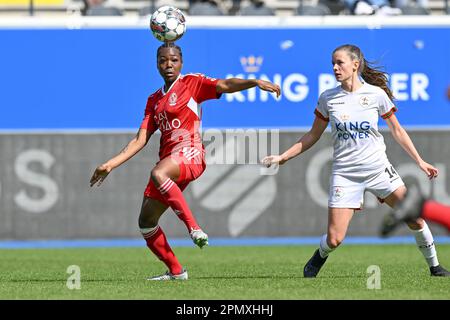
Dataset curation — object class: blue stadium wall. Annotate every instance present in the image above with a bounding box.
[1,22,449,129]
[0,19,449,239]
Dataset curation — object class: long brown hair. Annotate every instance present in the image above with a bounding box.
[333,44,394,101]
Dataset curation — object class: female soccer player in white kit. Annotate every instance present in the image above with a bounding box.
[262,44,450,277]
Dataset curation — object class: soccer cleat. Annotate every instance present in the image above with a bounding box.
[190,228,209,249]
[147,269,188,281]
[303,249,328,278]
[379,181,426,237]
[394,184,426,224]
[379,212,400,238]
[430,265,450,277]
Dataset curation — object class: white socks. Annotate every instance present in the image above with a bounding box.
[412,221,439,268]
[316,224,439,267]
[318,234,334,258]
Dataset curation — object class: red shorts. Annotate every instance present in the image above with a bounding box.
[143,152,206,205]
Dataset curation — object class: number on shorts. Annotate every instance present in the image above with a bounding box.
[384,166,398,179]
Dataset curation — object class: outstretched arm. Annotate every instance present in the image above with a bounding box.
[262,117,328,167]
[385,114,438,179]
[216,78,281,98]
[90,128,153,187]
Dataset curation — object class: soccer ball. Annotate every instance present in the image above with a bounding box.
[150,6,186,43]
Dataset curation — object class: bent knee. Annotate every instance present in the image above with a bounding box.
[388,185,408,205]
[327,236,344,249]
[138,215,159,229]
[150,167,168,184]
[398,185,407,200]
[406,217,425,230]
[138,206,160,228]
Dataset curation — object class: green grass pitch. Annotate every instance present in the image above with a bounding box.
[0,245,449,300]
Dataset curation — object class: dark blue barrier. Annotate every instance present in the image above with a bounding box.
[1,26,449,129]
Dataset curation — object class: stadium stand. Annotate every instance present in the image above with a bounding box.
[137,4,155,15]
[399,3,431,13]
[296,2,331,14]
[189,0,225,15]
[85,0,124,15]
[318,0,346,14]
[0,0,448,16]
[238,0,276,15]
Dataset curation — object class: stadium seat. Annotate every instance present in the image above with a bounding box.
[399,5,430,14]
[138,5,156,16]
[296,3,331,15]
[239,1,276,15]
[189,0,225,15]
[86,5,124,15]
[318,0,346,15]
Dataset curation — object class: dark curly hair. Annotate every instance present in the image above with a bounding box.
[157,42,183,61]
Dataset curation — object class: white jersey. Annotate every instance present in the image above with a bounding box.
[315,82,397,175]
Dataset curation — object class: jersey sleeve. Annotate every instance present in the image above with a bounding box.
[185,74,222,103]
[139,96,158,134]
[314,92,329,122]
[378,90,397,119]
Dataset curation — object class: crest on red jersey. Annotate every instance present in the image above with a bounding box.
[169,93,177,106]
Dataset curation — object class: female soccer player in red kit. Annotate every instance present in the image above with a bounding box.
[90,42,281,280]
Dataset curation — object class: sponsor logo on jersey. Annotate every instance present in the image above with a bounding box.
[335,121,371,140]
[155,111,181,131]
[335,121,370,131]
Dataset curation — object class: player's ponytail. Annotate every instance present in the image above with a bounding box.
[334,44,394,101]
[360,59,394,101]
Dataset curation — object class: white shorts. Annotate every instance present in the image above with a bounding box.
[328,163,404,209]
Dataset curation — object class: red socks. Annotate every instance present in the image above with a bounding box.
[141,226,183,275]
[141,178,202,275]
[158,178,200,231]
[422,200,450,231]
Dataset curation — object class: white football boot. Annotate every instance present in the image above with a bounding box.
[190,228,209,249]
[147,269,188,281]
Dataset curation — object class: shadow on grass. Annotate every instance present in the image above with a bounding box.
[195,274,365,280]
[2,273,366,282]
[1,279,136,283]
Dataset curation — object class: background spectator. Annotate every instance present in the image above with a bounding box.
[345,0,402,14]
[84,0,123,16]
[239,0,275,15]
[189,0,225,15]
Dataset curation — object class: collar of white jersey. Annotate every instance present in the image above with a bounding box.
[161,74,182,96]
[340,80,366,94]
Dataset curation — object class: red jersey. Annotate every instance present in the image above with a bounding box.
[140,73,221,160]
